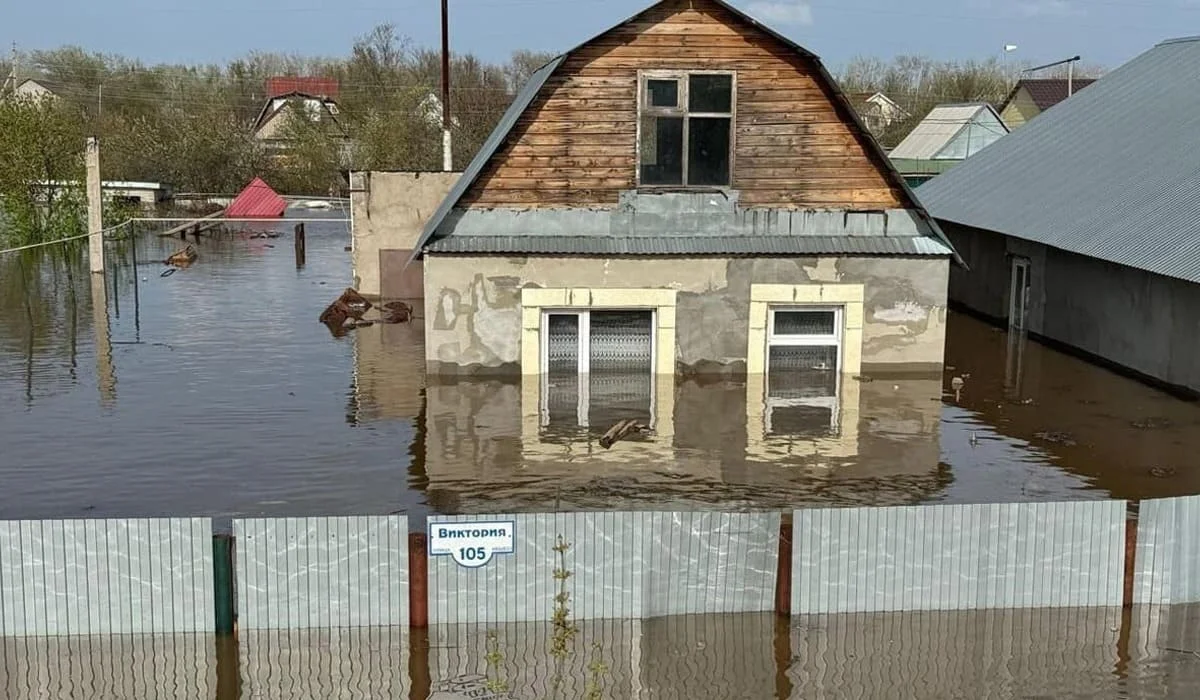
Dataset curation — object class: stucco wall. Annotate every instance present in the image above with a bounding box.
[350,171,460,298]
[422,255,948,374]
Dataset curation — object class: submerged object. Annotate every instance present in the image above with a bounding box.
[165,245,198,268]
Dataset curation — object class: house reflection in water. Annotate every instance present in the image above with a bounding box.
[353,321,950,512]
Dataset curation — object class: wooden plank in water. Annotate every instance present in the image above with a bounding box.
[154,209,226,238]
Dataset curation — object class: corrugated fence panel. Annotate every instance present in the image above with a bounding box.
[1134,495,1200,605]
[792,501,1126,614]
[643,511,780,618]
[234,516,408,630]
[428,511,779,624]
[0,518,213,636]
[429,512,644,625]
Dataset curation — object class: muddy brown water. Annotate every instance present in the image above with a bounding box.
[3,220,1199,519]
[4,607,1200,698]
[5,219,1200,695]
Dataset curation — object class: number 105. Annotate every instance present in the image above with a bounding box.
[459,547,485,561]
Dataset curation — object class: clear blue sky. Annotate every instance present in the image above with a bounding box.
[4,0,1196,71]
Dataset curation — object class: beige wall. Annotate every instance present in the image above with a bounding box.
[350,171,460,298]
[423,254,949,373]
[1000,87,1041,129]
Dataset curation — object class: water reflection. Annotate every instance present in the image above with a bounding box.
[10,606,1200,698]
[6,219,1200,519]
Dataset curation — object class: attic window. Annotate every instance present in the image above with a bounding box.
[638,71,734,187]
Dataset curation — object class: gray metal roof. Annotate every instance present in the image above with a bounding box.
[425,235,953,257]
[411,0,960,264]
[919,36,1200,285]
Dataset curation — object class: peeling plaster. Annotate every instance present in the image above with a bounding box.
[873,301,929,323]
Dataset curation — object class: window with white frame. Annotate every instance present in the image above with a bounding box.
[540,310,655,434]
[765,307,842,436]
[638,71,734,187]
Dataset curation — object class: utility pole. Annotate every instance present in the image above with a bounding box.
[2,42,16,94]
[1022,55,1082,96]
[441,0,453,172]
[86,137,105,274]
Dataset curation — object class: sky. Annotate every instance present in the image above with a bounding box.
[3,0,1198,72]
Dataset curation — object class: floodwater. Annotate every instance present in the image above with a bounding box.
[4,606,1200,698]
[3,217,1200,520]
[6,218,1200,696]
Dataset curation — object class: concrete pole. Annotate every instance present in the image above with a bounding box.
[85,137,104,274]
[90,273,116,405]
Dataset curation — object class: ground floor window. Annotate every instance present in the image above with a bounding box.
[541,310,655,434]
[765,307,842,436]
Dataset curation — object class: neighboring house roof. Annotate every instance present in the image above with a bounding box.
[252,92,347,139]
[1000,78,1097,113]
[918,36,1200,285]
[412,0,959,264]
[888,103,1009,161]
[266,76,338,100]
[849,91,907,117]
[226,178,287,218]
[13,77,62,96]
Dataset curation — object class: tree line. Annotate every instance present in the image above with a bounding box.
[0,28,1104,246]
[836,54,1105,147]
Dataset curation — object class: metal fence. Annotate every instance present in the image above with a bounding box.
[3,497,1200,639]
[1134,496,1200,606]
[234,516,409,630]
[0,518,213,636]
[428,511,780,625]
[791,501,1127,614]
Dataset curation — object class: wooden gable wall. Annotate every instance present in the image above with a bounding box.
[460,0,906,210]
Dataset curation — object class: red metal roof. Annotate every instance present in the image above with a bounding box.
[226,178,287,218]
[265,76,339,99]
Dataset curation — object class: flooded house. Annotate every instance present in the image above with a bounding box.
[415,0,956,376]
[919,37,1200,396]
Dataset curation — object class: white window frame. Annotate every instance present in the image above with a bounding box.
[538,308,658,429]
[636,70,737,189]
[764,306,843,435]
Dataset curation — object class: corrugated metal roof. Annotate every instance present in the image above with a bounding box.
[226,178,286,218]
[410,0,961,266]
[888,104,1007,160]
[425,235,953,257]
[918,36,1200,285]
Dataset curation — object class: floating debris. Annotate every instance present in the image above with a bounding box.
[1034,431,1078,447]
[381,301,414,324]
[1131,417,1174,430]
[164,244,198,268]
[599,419,650,449]
[319,287,375,336]
[1150,467,1178,478]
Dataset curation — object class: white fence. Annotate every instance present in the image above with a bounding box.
[7,496,1200,637]
[791,501,1127,614]
[428,511,781,624]
[234,516,409,630]
[1134,496,1200,606]
[0,519,213,636]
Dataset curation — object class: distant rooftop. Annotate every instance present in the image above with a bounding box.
[1005,78,1097,112]
[888,103,1008,161]
[918,37,1200,284]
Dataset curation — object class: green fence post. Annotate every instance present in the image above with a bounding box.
[213,534,235,635]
